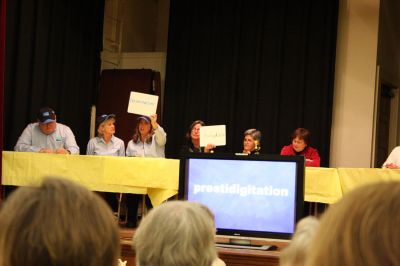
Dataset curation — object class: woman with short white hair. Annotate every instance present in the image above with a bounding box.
[133,201,225,266]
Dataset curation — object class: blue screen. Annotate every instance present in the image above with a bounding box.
[186,158,297,234]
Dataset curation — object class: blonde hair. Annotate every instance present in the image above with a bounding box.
[133,201,217,266]
[0,177,120,266]
[280,216,319,266]
[306,181,400,266]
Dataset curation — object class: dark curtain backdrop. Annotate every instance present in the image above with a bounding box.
[164,0,338,166]
[0,0,6,197]
[4,0,104,153]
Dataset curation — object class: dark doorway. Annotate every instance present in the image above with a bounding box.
[375,83,397,167]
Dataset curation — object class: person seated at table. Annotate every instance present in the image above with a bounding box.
[126,114,166,157]
[125,114,166,224]
[14,107,79,154]
[86,114,130,225]
[280,216,320,266]
[180,120,216,154]
[0,177,120,266]
[133,201,225,266]
[242,128,261,154]
[306,181,400,266]
[280,128,320,167]
[86,114,125,156]
[382,146,400,168]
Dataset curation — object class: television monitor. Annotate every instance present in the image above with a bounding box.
[180,153,305,246]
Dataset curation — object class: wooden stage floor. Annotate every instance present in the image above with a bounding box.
[119,228,287,266]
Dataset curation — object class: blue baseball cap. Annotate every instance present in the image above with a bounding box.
[137,116,150,123]
[37,107,56,124]
[96,114,116,128]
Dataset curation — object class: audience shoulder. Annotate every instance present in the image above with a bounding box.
[0,177,120,266]
[280,216,320,266]
[306,181,400,266]
[133,201,218,266]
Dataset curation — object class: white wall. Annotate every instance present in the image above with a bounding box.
[330,0,380,167]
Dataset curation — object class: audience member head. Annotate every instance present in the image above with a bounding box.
[306,181,400,266]
[96,114,116,138]
[185,120,205,143]
[291,128,310,152]
[243,128,261,153]
[280,216,319,266]
[133,200,218,266]
[0,177,120,266]
[37,107,57,135]
[133,116,153,143]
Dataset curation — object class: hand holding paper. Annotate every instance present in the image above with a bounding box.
[150,114,158,129]
[204,143,216,153]
[200,125,226,147]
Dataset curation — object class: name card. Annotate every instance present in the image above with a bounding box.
[127,91,158,116]
[200,125,226,147]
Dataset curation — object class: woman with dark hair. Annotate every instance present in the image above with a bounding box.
[180,120,215,154]
[125,114,166,225]
[126,114,166,157]
[242,128,261,154]
[280,128,320,167]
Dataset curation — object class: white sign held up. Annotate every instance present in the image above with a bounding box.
[127,91,158,116]
[200,125,226,147]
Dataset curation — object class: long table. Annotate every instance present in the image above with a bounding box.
[4,151,400,205]
[305,167,400,203]
[304,167,342,203]
[1,151,179,206]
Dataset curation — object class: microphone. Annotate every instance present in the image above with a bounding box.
[254,140,261,154]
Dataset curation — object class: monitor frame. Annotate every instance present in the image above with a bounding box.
[179,152,305,240]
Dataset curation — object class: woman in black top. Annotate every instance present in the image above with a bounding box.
[180,120,216,154]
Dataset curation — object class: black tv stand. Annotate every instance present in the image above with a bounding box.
[216,242,276,251]
[216,238,277,251]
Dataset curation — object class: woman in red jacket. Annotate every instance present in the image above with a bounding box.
[280,128,320,167]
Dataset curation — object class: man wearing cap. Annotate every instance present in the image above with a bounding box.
[14,107,80,154]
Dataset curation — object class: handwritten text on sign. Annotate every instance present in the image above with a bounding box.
[127,91,158,116]
[200,125,226,147]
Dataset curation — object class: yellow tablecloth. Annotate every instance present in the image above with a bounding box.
[305,167,342,204]
[337,168,400,194]
[305,167,400,204]
[5,151,400,205]
[2,151,179,206]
